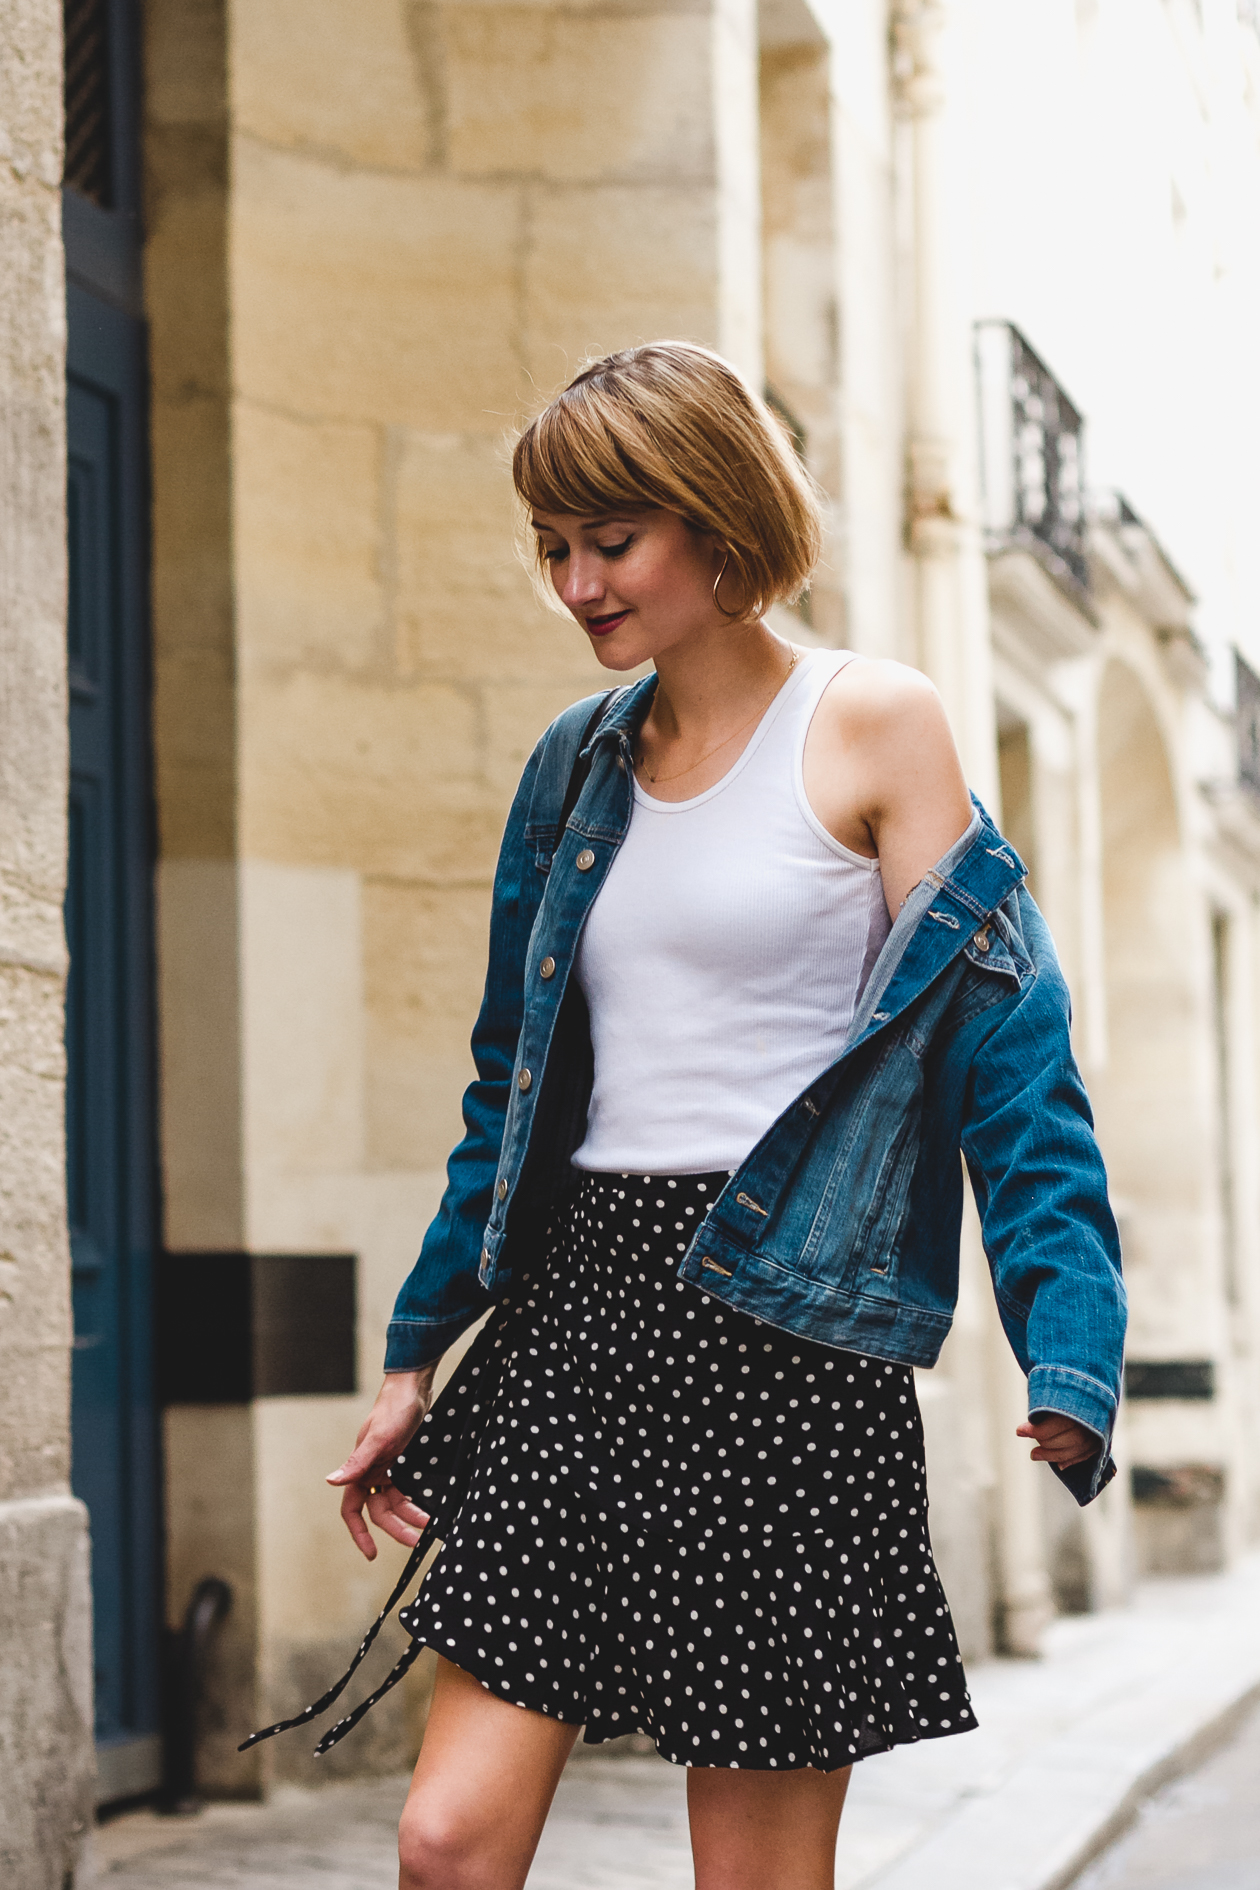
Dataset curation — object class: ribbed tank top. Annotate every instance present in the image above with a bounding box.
[572,649,892,1175]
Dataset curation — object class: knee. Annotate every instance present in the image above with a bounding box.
[397,1800,492,1890]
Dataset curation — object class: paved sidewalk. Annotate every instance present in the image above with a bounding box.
[86,1552,1260,1890]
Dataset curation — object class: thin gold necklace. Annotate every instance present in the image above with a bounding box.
[635,646,801,786]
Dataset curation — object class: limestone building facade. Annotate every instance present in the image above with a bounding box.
[4,1,1260,1873]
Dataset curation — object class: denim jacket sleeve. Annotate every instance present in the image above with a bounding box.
[960,888,1127,1504]
[383,737,547,1371]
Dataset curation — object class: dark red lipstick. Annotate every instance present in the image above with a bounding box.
[584,610,629,636]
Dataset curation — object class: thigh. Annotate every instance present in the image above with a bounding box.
[687,1764,853,1890]
[398,1656,579,1890]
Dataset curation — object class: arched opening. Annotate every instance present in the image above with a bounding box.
[1096,661,1191,1251]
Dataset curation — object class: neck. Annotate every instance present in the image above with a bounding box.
[649,617,790,739]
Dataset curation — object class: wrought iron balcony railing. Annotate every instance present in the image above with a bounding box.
[975,320,1089,599]
[1236,651,1260,802]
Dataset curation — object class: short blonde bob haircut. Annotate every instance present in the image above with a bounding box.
[513,341,823,619]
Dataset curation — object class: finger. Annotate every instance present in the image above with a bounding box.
[327,1438,388,1486]
[366,1490,424,1548]
[1019,1416,1075,1441]
[340,1485,378,1560]
[385,1490,430,1529]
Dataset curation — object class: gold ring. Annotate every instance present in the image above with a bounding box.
[367,1484,385,1495]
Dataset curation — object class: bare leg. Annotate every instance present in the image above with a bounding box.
[398,1656,579,1890]
[688,1764,853,1890]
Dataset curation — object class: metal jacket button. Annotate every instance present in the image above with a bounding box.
[539,955,556,979]
[480,1246,490,1267]
[496,1178,508,1200]
[973,929,991,953]
[575,848,596,871]
[518,1068,532,1092]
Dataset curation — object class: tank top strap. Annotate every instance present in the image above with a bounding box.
[790,647,860,742]
[745,647,860,782]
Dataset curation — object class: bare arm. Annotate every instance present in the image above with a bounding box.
[800,657,973,918]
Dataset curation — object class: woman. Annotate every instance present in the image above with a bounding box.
[247,343,1125,1890]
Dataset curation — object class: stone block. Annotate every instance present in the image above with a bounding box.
[392,430,582,683]
[232,141,521,430]
[232,0,432,171]
[236,406,384,680]
[255,1397,410,1643]
[363,879,486,1173]
[524,183,719,386]
[148,393,236,861]
[0,965,72,1501]
[239,672,503,881]
[1131,1463,1226,1575]
[239,863,365,1188]
[479,673,615,801]
[156,860,244,1250]
[445,8,711,184]
[0,0,62,177]
[144,129,229,406]
[0,1494,95,1890]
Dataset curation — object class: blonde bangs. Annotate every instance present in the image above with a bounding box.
[512,342,824,615]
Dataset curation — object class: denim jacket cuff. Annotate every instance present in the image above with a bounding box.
[1027,1363,1115,1437]
[384,1316,471,1373]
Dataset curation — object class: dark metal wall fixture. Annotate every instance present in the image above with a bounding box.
[1236,652,1260,802]
[1131,1464,1225,1508]
[156,1255,359,1404]
[1124,1360,1216,1401]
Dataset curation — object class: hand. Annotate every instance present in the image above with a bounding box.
[1016,1413,1098,1469]
[326,1367,438,1560]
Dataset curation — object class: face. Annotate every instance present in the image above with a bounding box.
[531,507,729,671]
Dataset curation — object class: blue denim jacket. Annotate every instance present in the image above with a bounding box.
[387,681,1126,1505]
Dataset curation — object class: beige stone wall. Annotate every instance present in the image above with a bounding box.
[0,0,96,1879]
[145,0,770,1786]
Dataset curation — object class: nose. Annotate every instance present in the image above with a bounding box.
[559,552,606,612]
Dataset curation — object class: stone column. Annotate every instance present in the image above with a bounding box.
[894,0,1048,1649]
[0,2,97,1882]
[892,0,998,801]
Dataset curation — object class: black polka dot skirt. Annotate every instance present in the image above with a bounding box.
[394,1172,977,1771]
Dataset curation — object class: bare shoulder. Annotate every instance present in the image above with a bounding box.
[813,656,952,753]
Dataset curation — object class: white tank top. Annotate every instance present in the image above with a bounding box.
[572,649,891,1174]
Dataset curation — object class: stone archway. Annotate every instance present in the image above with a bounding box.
[1096,660,1188,1200]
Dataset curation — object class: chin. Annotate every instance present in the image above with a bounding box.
[589,639,651,673]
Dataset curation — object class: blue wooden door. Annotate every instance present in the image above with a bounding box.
[66,282,162,1803]
[64,0,162,1803]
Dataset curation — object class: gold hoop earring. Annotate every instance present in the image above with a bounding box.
[713,551,737,618]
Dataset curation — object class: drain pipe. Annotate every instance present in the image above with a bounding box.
[162,1577,233,1815]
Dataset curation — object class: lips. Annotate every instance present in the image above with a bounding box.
[584,610,629,636]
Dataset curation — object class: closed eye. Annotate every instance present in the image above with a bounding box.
[597,536,633,558]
